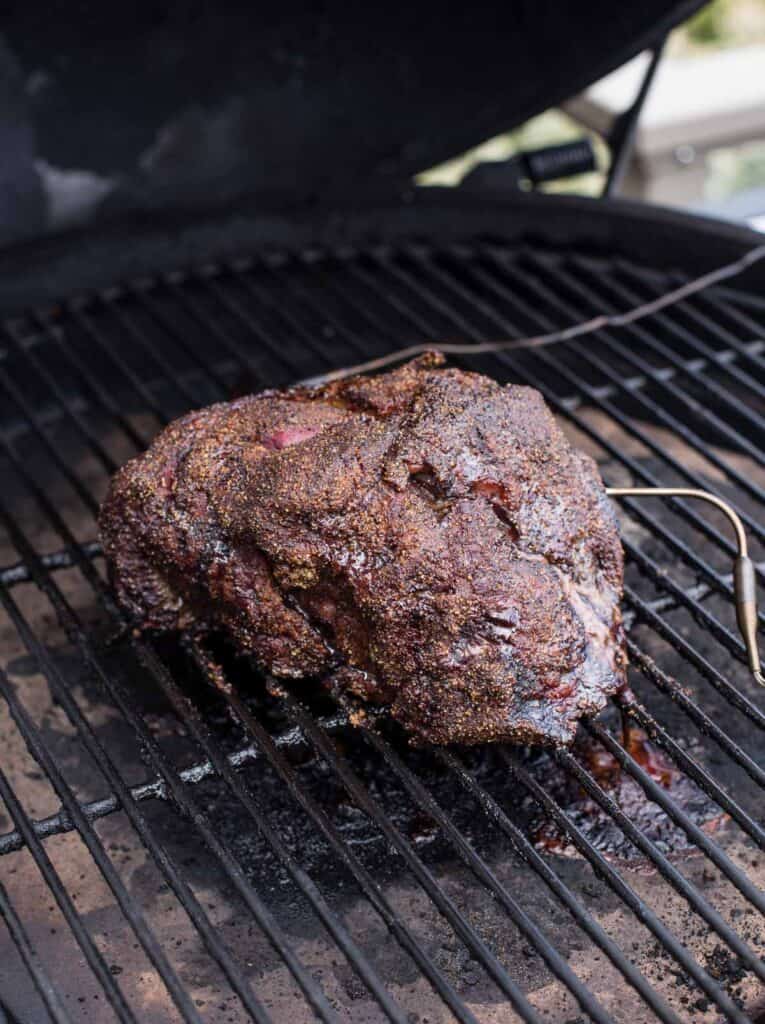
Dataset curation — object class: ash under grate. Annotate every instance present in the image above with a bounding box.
[0,242,764,1024]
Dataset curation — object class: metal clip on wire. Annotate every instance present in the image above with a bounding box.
[607,487,764,686]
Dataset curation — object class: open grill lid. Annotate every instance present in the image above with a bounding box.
[1,0,705,247]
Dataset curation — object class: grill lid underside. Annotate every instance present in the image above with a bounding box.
[0,0,705,250]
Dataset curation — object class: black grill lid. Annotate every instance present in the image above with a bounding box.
[1,0,705,247]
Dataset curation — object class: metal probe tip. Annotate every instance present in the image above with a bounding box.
[607,486,764,687]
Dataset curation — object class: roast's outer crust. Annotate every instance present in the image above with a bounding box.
[99,355,626,746]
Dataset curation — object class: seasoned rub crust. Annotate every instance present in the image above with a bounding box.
[100,353,626,746]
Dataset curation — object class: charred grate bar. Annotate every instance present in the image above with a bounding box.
[0,240,764,1023]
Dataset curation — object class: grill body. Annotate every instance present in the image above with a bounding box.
[1,230,765,1023]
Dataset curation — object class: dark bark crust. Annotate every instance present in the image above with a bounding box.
[100,354,626,746]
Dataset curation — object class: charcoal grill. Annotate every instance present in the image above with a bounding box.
[1,205,765,1024]
[2,2,765,1021]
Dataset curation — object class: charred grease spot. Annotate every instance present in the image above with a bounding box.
[532,726,726,861]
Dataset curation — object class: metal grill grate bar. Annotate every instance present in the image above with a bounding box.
[0,711,347,855]
[556,255,765,450]
[344,251,765,600]
[3,296,602,1023]
[0,542,102,586]
[325,253,763,694]
[0,585,205,1024]
[2,241,765,1023]
[0,580,276,1022]
[622,644,765,806]
[126,287,237,397]
[276,691,545,1023]
[3,281,511,1024]
[276,252,765,992]
[0,760,137,1022]
[355,251,765,672]
[0,366,363,1024]
[325,698,614,1024]
[625,540,752,670]
[504,754,751,1024]
[1,321,120,474]
[415,248,765,549]
[580,722,765,922]
[528,250,765,449]
[623,586,765,729]
[0,881,72,1024]
[4,287,545,1023]
[187,641,483,1024]
[605,262,765,401]
[27,310,154,453]
[693,285,765,370]
[432,746,683,1024]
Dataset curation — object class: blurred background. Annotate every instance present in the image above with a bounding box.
[419,0,765,229]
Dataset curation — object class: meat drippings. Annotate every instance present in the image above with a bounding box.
[532,726,726,861]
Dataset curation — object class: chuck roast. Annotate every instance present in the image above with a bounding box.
[100,353,626,746]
